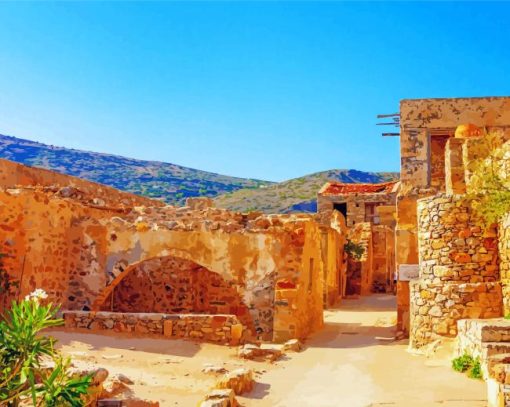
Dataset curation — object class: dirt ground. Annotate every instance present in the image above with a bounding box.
[53,294,487,407]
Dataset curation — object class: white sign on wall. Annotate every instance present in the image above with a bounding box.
[398,264,419,281]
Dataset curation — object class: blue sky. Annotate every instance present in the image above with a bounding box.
[0,2,509,182]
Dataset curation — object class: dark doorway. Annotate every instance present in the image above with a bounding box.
[333,202,347,220]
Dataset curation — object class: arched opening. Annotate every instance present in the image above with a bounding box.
[96,255,255,332]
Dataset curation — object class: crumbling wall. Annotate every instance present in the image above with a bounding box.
[109,256,253,331]
[499,213,510,315]
[64,311,244,344]
[318,191,396,227]
[0,158,157,209]
[0,159,344,342]
[410,194,502,348]
[372,225,394,293]
[346,222,373,295]
[397,96,510,334]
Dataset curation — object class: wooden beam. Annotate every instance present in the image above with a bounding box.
[382,133,400,137]
[376,113,400,118]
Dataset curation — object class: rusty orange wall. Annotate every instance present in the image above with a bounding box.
[110,256,254,332]
[0,158,159,208]
[0,189,111,307]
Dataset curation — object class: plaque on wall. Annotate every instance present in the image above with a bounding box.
[398,264,419,281]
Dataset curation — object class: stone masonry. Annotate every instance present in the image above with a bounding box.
[410,194,502,348]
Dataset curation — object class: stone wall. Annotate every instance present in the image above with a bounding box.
[372,225,395,293]
[63,311,244,344]
[318,189,396,228]
[0,161,343,342]
[410,194,503,348]
[500,213,510,316]
[396,96,510,335]
[109,256,254,332]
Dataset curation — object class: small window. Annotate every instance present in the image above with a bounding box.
[308,258,314,292]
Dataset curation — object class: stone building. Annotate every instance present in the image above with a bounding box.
[317,181,398,227]
[317,181,398,295]
[0,158,345,344]
[391,96,510,342]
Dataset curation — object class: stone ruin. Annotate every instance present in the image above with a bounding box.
[317,181,399,296]
[0,158,346,344]
[391,96,510,405]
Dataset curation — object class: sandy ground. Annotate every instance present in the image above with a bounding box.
[52,294,487,407]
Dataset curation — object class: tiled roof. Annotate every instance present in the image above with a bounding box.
[318,181,399,196]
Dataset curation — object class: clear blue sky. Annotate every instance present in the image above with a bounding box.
[0,2,509,182]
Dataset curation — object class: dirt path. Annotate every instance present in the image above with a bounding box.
[53,294,487,406]
[240,294,487,407]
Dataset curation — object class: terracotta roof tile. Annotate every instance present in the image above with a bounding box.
[319,181,398,196]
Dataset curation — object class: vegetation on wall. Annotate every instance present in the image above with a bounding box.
[0,290,91,406]
[467,133,510,226]
[344,240,365,261]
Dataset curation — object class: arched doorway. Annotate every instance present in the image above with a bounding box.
[97,255,255,333]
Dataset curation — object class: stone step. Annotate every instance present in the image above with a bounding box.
[482,342,510,363]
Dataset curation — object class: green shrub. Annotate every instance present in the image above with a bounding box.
[344,240,365,260]
[467,132,510,227]
[452,353,483,380]
[0,290,91,405]
[468,359,483,379]
[452,353,474,372]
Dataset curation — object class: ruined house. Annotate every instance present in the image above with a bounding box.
[390,96,510,340]
[317,181,398,295]
[0,158,345,344]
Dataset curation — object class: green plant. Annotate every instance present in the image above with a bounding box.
[468,358,483,379]
[344,239,365,261]
[452,353,483,380]
[452,353,474,373]
[467,133,510,227]
[0,290,91,406]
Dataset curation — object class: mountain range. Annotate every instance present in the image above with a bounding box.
[0,134,398,213]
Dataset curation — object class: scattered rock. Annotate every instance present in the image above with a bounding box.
[102,354,123,360]
[283,339,302,352]
[199,389,237,407]
[113,373,135,385]
[215,368,254,395]
[238,344,282,362]
[202,364,228,375]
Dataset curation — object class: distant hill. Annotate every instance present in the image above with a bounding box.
[0,134,399,212]
[214,169,399,213]
[0,134,272,205]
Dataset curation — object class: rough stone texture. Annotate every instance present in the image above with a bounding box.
[499,213,510,316]
[317,182,398,227]
[396,97,510,335]
[455,319,510,362]
[64,311,243,344]
[215,368,254,395]
[199,389,237,407]
[410,194,503,348]
[0,159,345,342]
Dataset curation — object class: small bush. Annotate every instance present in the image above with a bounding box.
[452,353,474,373]
[344,240,365,261]
[452,353,483,380]
[468,359,483,379]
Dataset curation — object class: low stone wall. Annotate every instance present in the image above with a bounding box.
[499,213,510,316]
[410,281,502,347]
[63,311,244,345]
[456,319,510,361]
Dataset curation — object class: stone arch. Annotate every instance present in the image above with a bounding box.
[92,253,255,332]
